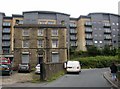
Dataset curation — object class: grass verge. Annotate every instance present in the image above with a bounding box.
[46,70,65,82]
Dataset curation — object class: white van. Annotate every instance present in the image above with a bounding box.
[65,61,81,73]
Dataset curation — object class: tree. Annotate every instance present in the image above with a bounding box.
[87,45,100,56]
[102,45,111,56]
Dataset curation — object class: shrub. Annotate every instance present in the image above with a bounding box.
[72,56,120,68]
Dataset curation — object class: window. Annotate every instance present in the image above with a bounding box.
[22,40,29,48]
[39,21,46,24]
[48,21,54,24]
[116,23,119,26]
[51,52,59,63]
[112,23,115,25]
[114,41,116,43]
[51,29,58,36]
[113,29,115,31]
[94,34,97,37]
[22,54,29,63]
[113,35,116,37]
[38,29,44,36]
[99,41,102,43]
[16,20,23,24]
[22,29,29,36]
[37,40,43,48]
[52,39,58,48]
[94,41,98,43]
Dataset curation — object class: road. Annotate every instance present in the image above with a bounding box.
[2,68,113,88]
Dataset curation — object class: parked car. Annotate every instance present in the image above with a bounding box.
[35,64,40,74]
[65,61,81,74]
[18,63,31,73]
[0,64,12,76]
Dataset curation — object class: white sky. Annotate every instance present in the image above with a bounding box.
[0,0,119,17]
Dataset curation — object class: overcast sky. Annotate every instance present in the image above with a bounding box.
[0,0,119,17]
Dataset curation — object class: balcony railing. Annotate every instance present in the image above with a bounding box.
[2,30,10,33]
[70,44,77,47]
[70,37,77,40]
[2,37,10,40]
[86,42,93,46]
[85,28,93,33]
[104,30,111,33]
[70,24,77,27]
[85,36,93,40]
[70,30,77,34]
[2,44,10,47]
[103,23,111,28]
[84,22,92,27]
[3,22,11,27]
[104,36,112,40]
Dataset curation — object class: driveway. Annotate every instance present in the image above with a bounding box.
[0,71,33,85]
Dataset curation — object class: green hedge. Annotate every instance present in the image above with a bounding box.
[72,56,120,68]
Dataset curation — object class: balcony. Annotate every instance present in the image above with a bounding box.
[84,22,92,27]
[85,36,93,40]
[2,44,10,47]
[70,44,77,47]
[85,28,93,33]
[103,23,111,28]
[86,42,93,46]
[104,29,111,34]
[70,37,77,41]
[104,36,112,40]
[70,24,77,28]
[2,29,10,34]
[2,37,10,41]
[70,30,77,34]
[104,41,112,45]
[3,22,11,27]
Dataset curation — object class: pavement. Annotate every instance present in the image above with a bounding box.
[103,71,120,89]
[0,72,33,86]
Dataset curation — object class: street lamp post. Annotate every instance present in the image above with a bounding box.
[37,49,45,81]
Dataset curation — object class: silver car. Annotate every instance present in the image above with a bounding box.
[18,63,31,73]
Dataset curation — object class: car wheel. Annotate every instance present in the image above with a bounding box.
[9,71,12,76]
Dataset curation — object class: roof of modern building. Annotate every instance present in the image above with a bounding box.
[23,11,70,16]
[77,15,91,20]
[0,12,5,16]
[88,12,120,17]
[14,24,67,28]
[3,16,12,19]
[12,14,23,18]
[70,17,78,20]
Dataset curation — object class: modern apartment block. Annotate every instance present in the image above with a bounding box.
[75,13,120,51]
[0,13,23,62]
[69,18,78,50]
[0,13,5,55]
